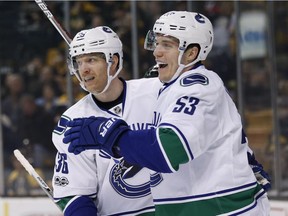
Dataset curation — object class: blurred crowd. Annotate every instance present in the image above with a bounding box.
[0,0,260,197]
[0,0,203,197]
[1,1,288,197]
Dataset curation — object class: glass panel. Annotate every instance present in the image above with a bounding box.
[0,0,287,201]
[273,1,288,197]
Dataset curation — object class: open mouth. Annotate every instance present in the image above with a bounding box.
[84,77,95,82]
[158,63,168,69]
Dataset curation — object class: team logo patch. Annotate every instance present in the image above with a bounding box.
[102,26,112,33]
[54,176,69,187]
[195,13,205,24]
[113,106,122,115]
[53,115,71,135]
[180,73,209,87]
[76,31,87,41]
[150,172,163,187]
[110,159,162,198]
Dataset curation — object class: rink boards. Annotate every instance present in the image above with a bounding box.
[0,197,286,216]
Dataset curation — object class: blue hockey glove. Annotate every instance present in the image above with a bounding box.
[63,116,129,156]
[96,117,130,157]
[247,152,271,192]
[63,117,104,154]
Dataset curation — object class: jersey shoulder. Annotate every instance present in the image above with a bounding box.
[127,77,162,94]
[172,67,225,98]
[52,94,95,139]
[62,94,94,118]
[126,78,162,101]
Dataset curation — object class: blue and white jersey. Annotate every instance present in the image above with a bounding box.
[52,78,162,216]
[149,65,269,215]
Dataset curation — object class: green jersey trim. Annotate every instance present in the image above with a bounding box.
[56,196,74,211]
[158,128,189,170]
[155,184,263,216]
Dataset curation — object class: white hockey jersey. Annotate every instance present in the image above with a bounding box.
[150,65,269,215]
[52,78,162,216]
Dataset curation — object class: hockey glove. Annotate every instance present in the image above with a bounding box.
[63,116,129,156]
[63,117,103,154]
[247,152,271,192]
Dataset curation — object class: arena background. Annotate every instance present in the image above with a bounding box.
[0,1,288,215]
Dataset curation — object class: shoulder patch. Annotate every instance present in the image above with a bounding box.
[180,73,209,87]
[53,115,71,135]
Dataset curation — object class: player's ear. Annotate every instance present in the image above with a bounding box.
[110,54,119,74]
[185,46,199,64]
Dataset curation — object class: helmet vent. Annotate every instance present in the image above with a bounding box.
[170,25,177,30]
[169,25,186,31]
[90,40,106,46]
[76,37,84,41]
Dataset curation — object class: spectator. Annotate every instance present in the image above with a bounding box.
[32,65,62,98]
[2,73,25,167]
[35,83,67,125]
[18,94,56,168]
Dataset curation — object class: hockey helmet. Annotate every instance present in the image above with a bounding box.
[144,11,214,82]
[68,26,123,93]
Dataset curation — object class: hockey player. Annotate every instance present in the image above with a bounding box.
[52,26,162,215]
[63,11,270,215]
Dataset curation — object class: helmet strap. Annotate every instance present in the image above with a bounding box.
[94,55,123,95]
[165,50,199,83]
[70,54,123,95]
[94,62,113,95]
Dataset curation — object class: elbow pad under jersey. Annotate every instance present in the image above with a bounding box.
[64,196,97,216]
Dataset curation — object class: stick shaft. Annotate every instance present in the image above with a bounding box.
[34,0,72,44]
[13,149,61,211]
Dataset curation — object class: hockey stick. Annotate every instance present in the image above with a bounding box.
[13,149,61,211]
[34,0,72,45]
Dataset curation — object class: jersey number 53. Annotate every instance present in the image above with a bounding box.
[172,96,199,115]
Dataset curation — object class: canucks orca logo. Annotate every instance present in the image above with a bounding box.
[102,26,112,33]
[110,159,163,198]
[76,31,87,41]
[53,115,71,135]
[195,13,205,24]
[180,73,209,87]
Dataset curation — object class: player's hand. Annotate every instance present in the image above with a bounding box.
[63,116,129,156]
[63,117,104,154]
[248,152,271,192]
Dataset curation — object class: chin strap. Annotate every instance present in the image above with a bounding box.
[163,49,200,84]
[94,62,113,95]
[80,57,122,96]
